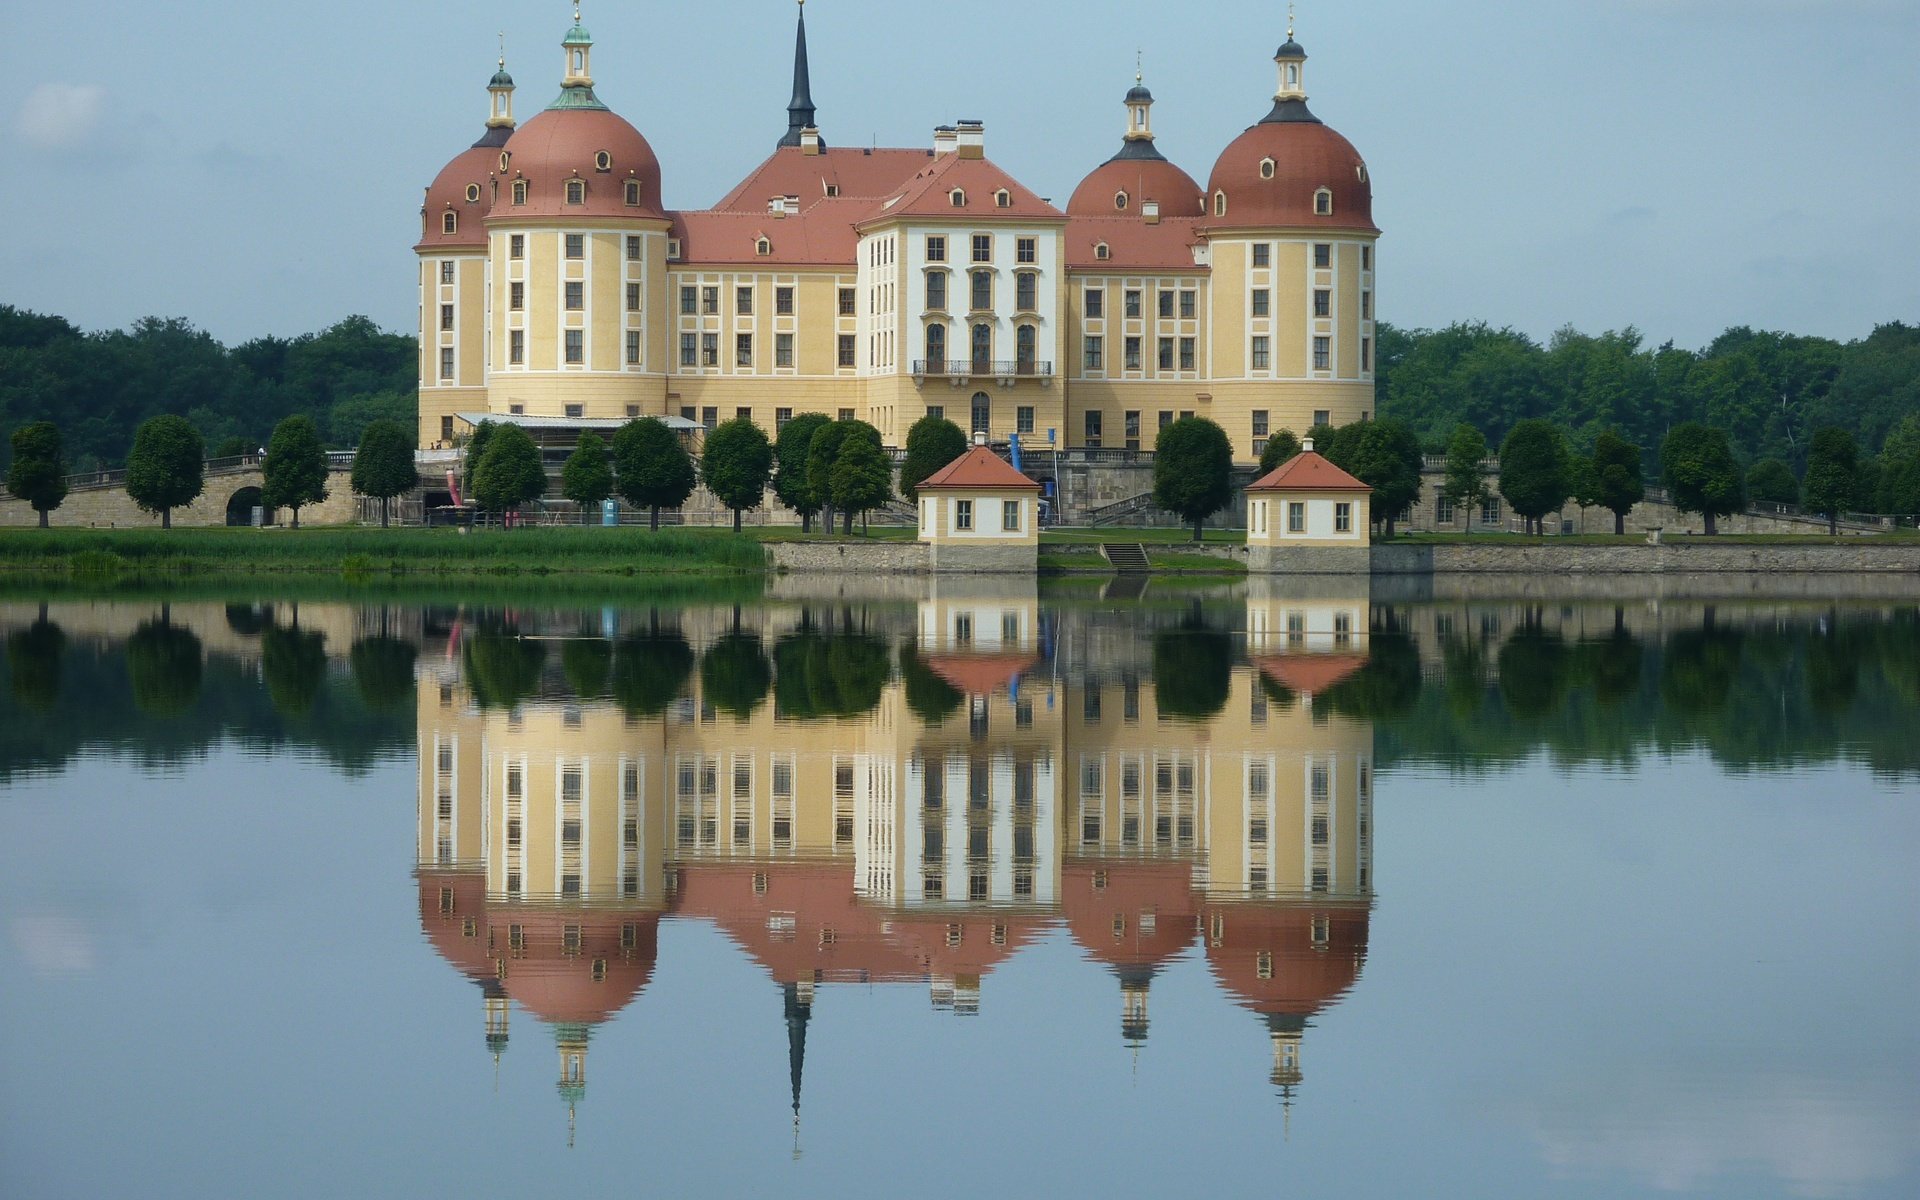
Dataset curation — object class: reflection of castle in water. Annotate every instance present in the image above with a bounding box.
[414,584,1375,1136]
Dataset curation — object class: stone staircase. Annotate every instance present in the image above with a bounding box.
[1101,543,1151,574]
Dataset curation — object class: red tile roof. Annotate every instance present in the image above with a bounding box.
[924,653,1037,696]
[671,198,871,267]
[1246,450,1370,492]
[1065,215,1208,272]
[916,446,1042,492]
[860,154,1064,227]
[1253,653,1367,696]
[711,146,935,211]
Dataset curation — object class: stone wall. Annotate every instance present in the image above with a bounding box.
[0,469,360,529]
[766,541,932,575]
[1370,542,1920,576]
[927,542,1038,574]
[1248,545,1372,574]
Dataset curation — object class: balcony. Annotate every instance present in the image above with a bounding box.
[911,359,1055,387]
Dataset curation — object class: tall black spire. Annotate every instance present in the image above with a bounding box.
[783,983,812,1151]
[779,1,818,148]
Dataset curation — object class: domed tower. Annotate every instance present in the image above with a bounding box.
[416,56,519,449]
[483,6,672,426]
[1066,73,1204,219]
[1202,16,1379,462]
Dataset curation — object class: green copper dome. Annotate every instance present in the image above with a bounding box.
[490,67,515,88]
[563,23,593,47]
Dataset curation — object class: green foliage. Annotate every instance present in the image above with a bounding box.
[124,415,205,526]
[700,632,772,717]
[1498,624,1572,718]
[1319,629,1424,720]
[1592,431,1645,532]
[806,420,881,528]
[900,416,970,499]
[8,421,68,525]
[701,418,774,528]
[1801,428,1858,530]
[1660,624,1743,715]
[261,414,329,524]
[1258,428,1302,476]
[351,419,418,526]
[1152,417,1233,540]
[470,423,546,514]
[6,617,66,711]
[125,619,202,717]
[1151,618,1232,720]
[1442,425,1491,512]
[1878,415,1920,514]
[462,629,546,710]
[898,643,964,725]
[1342,418,1425,534]
[560,431,614,512]
[611,630,695,716]
[1660,423,1744,534]
[261,623,328,715]
[613,417,696,528]
[561,639,611,699]
[1745,458,1801,506]
[773,412,832,524]
[461,420,497,497]
[212,436,251,459]
[772,623,890,719]
[1498,419,1572,528]
[830,427,895,527]
[348,636,417,712]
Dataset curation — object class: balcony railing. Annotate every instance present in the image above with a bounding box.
[911,359,1055,381]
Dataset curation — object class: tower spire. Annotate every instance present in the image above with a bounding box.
[784,981,812,1154]
[551,3,607,111]
[1263,7,1318,124]
[779,0,819,148]
[487,38,517,130]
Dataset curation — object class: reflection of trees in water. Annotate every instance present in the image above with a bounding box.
[560,638,612,700]
[6,617,66,712]
[899,643,964,725]
[1441,633,1487,716]
[701,632,771,718]
[1151,616,1233,721]
[772,619,890,721]
[1319,631,1423,722]
[224,603,272,637]
[1660,619,1745,716]
[462,628,546,711]
[261,623,328,716]
[1805,615,1864,717]
[611,628,694,717]
[350,636,418,712]
[126,618,203,718]
[1882,612,1920,706]
[1497,614,1571,719]
[1576,618,1644,709]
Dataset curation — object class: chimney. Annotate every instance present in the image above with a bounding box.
[800,126,822,156]
[972,430,988,447]
[1302,438,1316,453]
[955,120,985,160]
[933,125,959,156]
[1143,200,1161,225]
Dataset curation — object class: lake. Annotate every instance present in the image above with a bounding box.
[1,577,1915,1198]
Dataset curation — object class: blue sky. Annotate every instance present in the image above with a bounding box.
[2,0,1915,348]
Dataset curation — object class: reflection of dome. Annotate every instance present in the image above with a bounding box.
[1062,861,1198,976]
[1200,899,1369,1017]
[415,867,495,980]
[673,862,925,984]
[496,107,666,220]
[495,910,660,1024]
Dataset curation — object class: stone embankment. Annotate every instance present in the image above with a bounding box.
[1369,542,1920,575]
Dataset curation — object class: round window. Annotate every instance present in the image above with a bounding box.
[499,152,511,172]
[595,150,611,171]
[465,184,481,203]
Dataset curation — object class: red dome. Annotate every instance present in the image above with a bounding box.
[1068,155,1204,218]
[493,909,660,1024]
[1200,899,1370,1016]
[1206,120,1375,232]
[416,867,495,980]
[416,133,507,251]
[493,108,666,222]
[1062,861,1199,973]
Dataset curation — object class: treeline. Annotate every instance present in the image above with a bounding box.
[0,307,415,470]
[1375,320,1920,469]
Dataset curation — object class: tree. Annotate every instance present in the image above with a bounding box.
[1660,423,1744,535]
[1343,418,1425,537]
[830,426,894,534]
[1801,427,1858,536]
[700,632,772,717]
[7,421,68,527]
[124,415,204,529]
[461,420,497,499]
[561,639,611,699]
[611,629,695,716]
[701,418,775,532]
[125,618,202,716]
[1151,617,1233,720]
[1442,424,1491,530]
[900,415,969,499]
[806,419,880,534]
[6,616,66,711]
[463,628,546,710]
[773,412,832,532]
[1152,416,1233,542]
[1745,458,1801,507]
[350,418,416,528]
[899,644,964,725]
[469,423,546,519]
[1878,415,1920,515]
[612,417,695,531]
[560,431,614,522]
[212,435,251,460]
[261,414,330,528]
[349,636,417,711]
[1592,431,1645,535]
[1257,428,1302,476]
[261,622,328,716]
[1499,419,1572,535]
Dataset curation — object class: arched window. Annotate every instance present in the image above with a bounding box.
[1314,188,1333,216]
[624,180,641,206]
[512,180,528,205]
[572,49,585,72]
[442,211,457,234]
[1094,242,1111,261]
[971,324,992,371]
[950,188,967,208]
[594,150,612,171]
[926,323,947,365]
[970,391,991,434]
[756,237,772,256]
[1016,324,1036,372]
[566,179,585,205]
[1214,191,1227,217]
[1286,64,1299,87]
[1114,191,1130,211]
[994,189,1011,208]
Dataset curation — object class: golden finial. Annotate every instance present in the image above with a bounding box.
[574,2,582,24]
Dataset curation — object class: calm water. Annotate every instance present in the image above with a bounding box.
[1,581,1916,1198]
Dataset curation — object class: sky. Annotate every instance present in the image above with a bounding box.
[1,0,1916,350]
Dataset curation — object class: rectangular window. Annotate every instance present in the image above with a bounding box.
[1252,288,1270,317]
[1362,337,1372,371]
[1288,502,1306,533]
[439,347,454,379]
[1017,405,1034,434]
[565,330,583,364]
[776,333,794,367]
[680,286,697,314]
[926,235,947,263]
[837,334,856,368]
[736,333,753,367]
[702,286,719,315]
[955,499,974,531]
[510,282,525,311]
[626,235,642,261]
[837,287,857,316]
[679,332,697,367]
[1482,497,1503,524]
[1016,272,1037,311]
[1159,410,1173,431]
[1314,243,1332,269]
[1003,499,1021,531]
[509,235,524,260]
[1362,245,1373,270]
[1084,410,1103,447]
[735,286,753,315]
[1314,288,1331,318]
[736,407,753,423]
[625,331,641,365]
[565,281,583,310]
[1124,289,1142,318]
[1124,337,1142,370]
[1158,338,1174,370]
[1083,336,1103,371]
[1125,410,1140,449]
[565,404,585,420]
[1436,492,1456,524]
[626,283,641,312]
[1251,336,1271,370]
[440,304,454,331]
[1252,410,1270,438]
[1158,290,1175,319]
[927,271,947,311]
[837,407,856,422]
[1361,290,1373,319]
[1336,502,1353,533]
[1082,289,1103,321]
[701,333,719,366]
[702,407,718,430]
[440,261,455,284]
[1016,237,1037,264]
[1180,290,1196,319]
[1314,409,1331,426]
[971,234,992,263]
[566,234,585,259]
[776,286,795,315]
[1313,336,1331,370]
[1252,243,1271,268]
[1180,337,1195,370]
[970,271,992,311]
[510,330,525,364]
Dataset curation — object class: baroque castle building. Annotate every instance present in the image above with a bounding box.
[415,4,1380,468]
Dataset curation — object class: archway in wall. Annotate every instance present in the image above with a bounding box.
[225,487,275,527]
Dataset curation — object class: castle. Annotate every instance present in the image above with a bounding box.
[415,4,1380,468]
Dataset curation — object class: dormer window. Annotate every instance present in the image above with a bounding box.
[1314,188,1333,216]
[465,184,481,203]
[994,189,1012,208]
[442,211,457,235]
[1114,191,1129,211]
[825,183,839,197]
[566,179,585,205]
[499,151,511,172]
[1094,242,1111,261]
[950,188,967,208]
[756,237,772,256]
[512,180,528,206]
[1260,158,1276,180]
[1356,162,1369,184]
[1214,191,1227,217]
[624,180,641,206]
[595,151,612,172]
